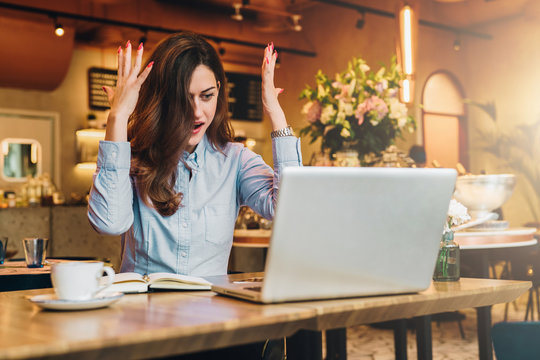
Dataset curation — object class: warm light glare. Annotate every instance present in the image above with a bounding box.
[402,79,411,104]
[1,141,8,156]
[401,6,413,75]
[76,162,97,171]
[246,138,257,150]
[54,24,64,37]
[30,143,38,164]
[76,129,106,139]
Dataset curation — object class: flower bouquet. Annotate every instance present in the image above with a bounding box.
[299,56,416,164]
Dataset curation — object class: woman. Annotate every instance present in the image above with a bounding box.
[88,32,302,277]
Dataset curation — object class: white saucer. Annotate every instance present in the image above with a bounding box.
[29,292,124,311]
[454,227,537,237]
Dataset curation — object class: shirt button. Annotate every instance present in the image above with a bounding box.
[181,251,187,257]
[182,223,188,228]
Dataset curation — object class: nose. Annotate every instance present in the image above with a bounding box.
[193,99,204,119]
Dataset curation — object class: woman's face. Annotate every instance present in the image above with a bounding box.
[186,64,219,153]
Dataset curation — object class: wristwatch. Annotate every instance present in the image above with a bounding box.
[271,125,294,138]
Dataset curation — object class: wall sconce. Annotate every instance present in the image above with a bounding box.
[396,2,418,105]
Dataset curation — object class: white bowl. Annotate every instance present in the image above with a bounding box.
[453,174,516,219]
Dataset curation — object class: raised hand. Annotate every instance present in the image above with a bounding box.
[261,42,287,131]
[103,41,153,141]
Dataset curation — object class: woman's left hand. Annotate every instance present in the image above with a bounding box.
[262,43,287,130]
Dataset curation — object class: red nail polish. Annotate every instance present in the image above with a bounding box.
[278,89,284,94]
[126,40,131,48]
[147,61,154,68]
[138,42,143,50]
[271,42,274,51]
[117,46,122,53]
[102,86,107,93]
[276,51,278,59]
[266,57,269,64]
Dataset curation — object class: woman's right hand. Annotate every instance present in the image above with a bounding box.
[103,41,153,141]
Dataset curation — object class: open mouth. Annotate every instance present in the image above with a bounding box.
[194,123,204,130]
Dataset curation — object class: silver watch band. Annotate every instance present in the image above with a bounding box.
[271,125,294,138]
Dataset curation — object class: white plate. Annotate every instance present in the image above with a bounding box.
[29,292,124,311]
[454,227,537,237]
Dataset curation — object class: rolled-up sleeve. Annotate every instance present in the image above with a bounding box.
[238,136,302,220]
[87,141,134,235]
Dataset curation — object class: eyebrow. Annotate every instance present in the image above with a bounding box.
[200,86,216,93]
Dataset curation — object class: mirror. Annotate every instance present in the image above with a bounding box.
[0,108,60,189]
[1,138,41,182]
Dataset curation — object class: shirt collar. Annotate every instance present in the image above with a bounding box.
[183,134,208,169]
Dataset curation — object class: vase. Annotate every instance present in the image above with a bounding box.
[333,149,360,167]
[309,149,333,166]
[433,231,460,282]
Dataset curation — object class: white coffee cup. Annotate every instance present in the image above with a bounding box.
[51,261,115,301]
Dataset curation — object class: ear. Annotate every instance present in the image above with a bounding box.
[217,81,221,90]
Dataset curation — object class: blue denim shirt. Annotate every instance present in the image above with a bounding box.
[87,134,302,276]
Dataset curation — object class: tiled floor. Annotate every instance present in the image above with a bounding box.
[346,290,533,360]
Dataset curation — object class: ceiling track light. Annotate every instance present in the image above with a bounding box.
[453,33,461,51]
[291,14,302,32]
[231,3,243,21]
[52,16,64,37]
[356,10,365,29]
[139,29,148,45]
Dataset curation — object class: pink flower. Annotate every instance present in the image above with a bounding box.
[355,96,388,126]
[302,101,322,124]
[334,85,350,101]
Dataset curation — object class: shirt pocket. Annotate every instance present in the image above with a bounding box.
[204,204,234,245]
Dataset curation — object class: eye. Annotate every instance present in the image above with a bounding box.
[201,93,215,101]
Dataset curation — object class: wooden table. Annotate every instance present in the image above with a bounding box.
[233,229,271,248]
[0,276,530,360]
[0,260,57,291]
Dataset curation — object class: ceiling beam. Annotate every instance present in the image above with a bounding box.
[0,1,317,57]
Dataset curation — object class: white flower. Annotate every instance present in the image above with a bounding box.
[320,105,336,124]
[340,128,351,138]
[360,63,370,73]
[339,100,354,117]
[445,199,471,233]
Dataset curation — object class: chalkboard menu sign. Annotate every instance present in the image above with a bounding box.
[88,67,117,110]
[226,72,262,122]
[87,68,262,121]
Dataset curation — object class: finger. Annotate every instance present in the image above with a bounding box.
[135,61,154,87]
[133,42,143,77]
[275,88,284,96]
[117,46,124,79]
[262,43,270,68]
[102,86,115,105]
[123,40,132,78]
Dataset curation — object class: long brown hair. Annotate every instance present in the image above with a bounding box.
[128,31,233,216]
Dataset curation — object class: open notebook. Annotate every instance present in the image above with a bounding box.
[211,167,457,303]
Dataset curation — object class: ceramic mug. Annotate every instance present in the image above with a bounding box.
[51,261,115,301]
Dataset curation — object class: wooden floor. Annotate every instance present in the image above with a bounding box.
[346,290,533,359]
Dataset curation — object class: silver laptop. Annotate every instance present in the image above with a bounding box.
[211,167,457,303]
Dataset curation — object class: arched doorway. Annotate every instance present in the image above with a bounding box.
[421,71,468,169]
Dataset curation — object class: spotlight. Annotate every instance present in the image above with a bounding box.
[291,14,302,32]
[356,11,365,29]
[453,35,461,51]
[54,22,64,37]
[231,3,243,21]
[139,30,148,45]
